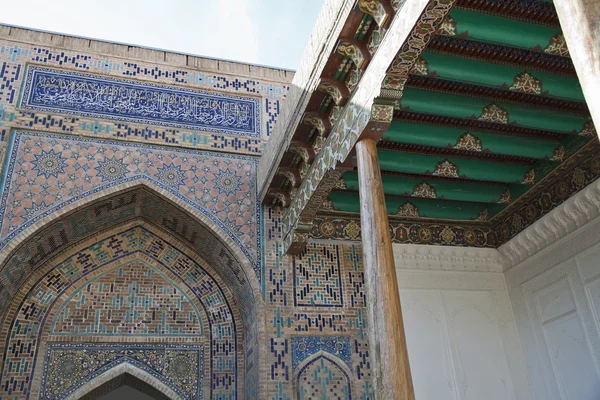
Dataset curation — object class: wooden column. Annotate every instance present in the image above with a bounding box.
[554,0,600,139]
[356,137,414,399]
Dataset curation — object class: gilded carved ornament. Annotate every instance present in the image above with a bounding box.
[358,0,389,27]
[509,71,543,95]
[317,79,349,106]
[336,40,367,69]
[289,145,310,165]
[279,170,297,188]
[303,114,328,137]
[479,104,509,124]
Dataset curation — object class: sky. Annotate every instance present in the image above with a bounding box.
[0,0,326,70]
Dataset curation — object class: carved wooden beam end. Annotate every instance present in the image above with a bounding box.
[317,78,350,107]
[336,39,371,69]
[357,0,394,28]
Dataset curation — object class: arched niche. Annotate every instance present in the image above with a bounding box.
[0,184,264,399]
[295,353,354,400]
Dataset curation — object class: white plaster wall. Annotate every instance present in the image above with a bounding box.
[393,244,532,400]
[504,215,600,400]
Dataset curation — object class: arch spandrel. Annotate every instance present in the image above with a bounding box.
[0,129,263,291]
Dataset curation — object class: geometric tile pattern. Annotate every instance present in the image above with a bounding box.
[293,244,344,307]
[40,342,204,400]
[261,209,373,400]
[0,130,261,274]
[0,188,256,330]
[0,34,376,400]
[20,66,261,137]
[0,227,237,399]
[296,355,352,400]
[291,336,351,371]
[51,262,206,337]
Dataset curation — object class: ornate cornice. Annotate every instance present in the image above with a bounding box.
[393,243,507,272]
[258,0,356,200]
[500,178,600,267]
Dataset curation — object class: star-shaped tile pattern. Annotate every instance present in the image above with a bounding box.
[0,131,261,269]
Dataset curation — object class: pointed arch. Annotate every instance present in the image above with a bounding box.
[0,181,263,320]
[66,362,182,400]
[0,131,265,399]
[295,352,354,400]
[0,223,243,398]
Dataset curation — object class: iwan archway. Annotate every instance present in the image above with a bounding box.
[0,185,264,399]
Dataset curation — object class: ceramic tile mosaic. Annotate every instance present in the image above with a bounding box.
[0,226,238,399]
[0,130,262,275]
[0,30,374,400]
[20,66,262,137]
[40,342,204,400]
[296,355,352,400]
[51,263,207,337]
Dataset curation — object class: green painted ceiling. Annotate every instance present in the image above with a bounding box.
[419,51,584,101]
[445,8,562,51]
[399,88,589,134]
[324,2,595,223]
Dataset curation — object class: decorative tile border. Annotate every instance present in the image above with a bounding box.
[291,336,352,370]
[311,216,498,247]
[40,342,204,400]
[20,65,261,137]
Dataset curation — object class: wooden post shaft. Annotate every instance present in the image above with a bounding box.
[554,0,600,139]
[356,138,415,399]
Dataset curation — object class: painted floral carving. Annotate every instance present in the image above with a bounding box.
[358,0,389,27]
[522,169,536,185]
[313,135,326,154]
[382,75,406,90]
[498,190,512,204]
[336,41,365,68]
[454,133,483,152]
[572,168,586,188]
[318,81,346,106]
[509,71,543,95]
[372,104,394,122]
[579,121,596,137]
[368,27,384,55]
[550,145,566,162]
[479,104,509,124]
[409,58,429,76]
[477,207,489,221]
[544,33,569,57]
[438,15,457,36]
[412,182,437,198]
[320,198,335,211]
[397,202,420,217]
[432,159,459,178]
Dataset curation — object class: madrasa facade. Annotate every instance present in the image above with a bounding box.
[0,0,599,399]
